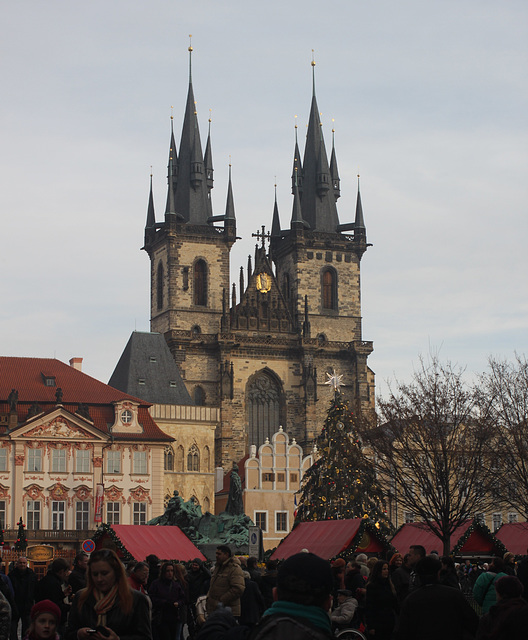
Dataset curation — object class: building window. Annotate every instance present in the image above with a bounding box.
[157,262,164,310]
[0,449,7,472]
[51,449,67,473]
[28,448,42,472]
[404,511,415,524]
[52,501,65,530]
[76,502,90,530]
[276,511,288,532]
[193,259,207,306]
[321,268,337,310]
[27,501,41,530]
[164,446,174,471]
[0,501,5,529]
[255,512,267,532]
[133,503,147,525]
[247,370,282,448]
[492,512,502,532]
[277,473,285,483]
[121,410,132,424]
[106,451,121,474]
[508,512,518,523]
[290,473,298,483]
[106,502,120,525]
[133,451,147,475]
[475,513,486,526]
[263,473,275,482]
[187,445,200,472]
[75,449,91,473]
[194,386,205,406]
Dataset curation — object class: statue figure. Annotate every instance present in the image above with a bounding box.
[8,389,18,412]
[55,387,63,404]
[226,461,244,516]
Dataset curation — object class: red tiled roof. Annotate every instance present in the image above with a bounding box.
[271,519,387,560]
[0,357,171,442]
[495,522,528,555]
[97,525,206,562]
[390,521,501,555]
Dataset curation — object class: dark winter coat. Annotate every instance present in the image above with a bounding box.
[187,563,211,603]
[391,565,411,604]
[35,571,69,623]
[8,567,37,617]
[68,566,87,595]
[395,583,479,640]
[0,591,10,640]
[438,568,460,590]
[365,580,398,637]
[259,571,277,610]
[65,589,152,640]
[476,596,528,640]
[206,556,245,617]
[239,577,265,627]
[149,577,186,625]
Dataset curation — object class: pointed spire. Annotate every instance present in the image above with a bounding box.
[271,184,281,238]
[165,152,177,217]
[224,162,236,221]
[291,167,304,230]
[239,266,244,296]
[145,171,156,229]
[204,111,214,190]
[247,255,252,278]
[329,123,340,201]
[355,175,365,230]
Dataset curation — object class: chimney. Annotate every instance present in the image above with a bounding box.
[69,357,83,371]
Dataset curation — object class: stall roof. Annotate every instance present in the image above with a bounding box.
[95,525,205,562]
[271,519,387,561]
[390,521,503,556]
[495,522,528,556]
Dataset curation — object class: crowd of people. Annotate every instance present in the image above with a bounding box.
[0,545,527,640]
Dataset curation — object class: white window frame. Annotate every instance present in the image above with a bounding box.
[51,448,67,473]
[106,502,120,525]
[492,512,502,532]
[133,502,147,525]
[475,513,486,526]
[508,512,518,524]
[255,511,268,532]
[0,449,7,472]
[27,501,41,530]
[133,450,147,475]
[76,501,90,530]
[75,449,91,473]
[51,501,66,530]
[106,450,121,474]
[275,510,288,533]
[404,511,415,524]
[28,448,42,472]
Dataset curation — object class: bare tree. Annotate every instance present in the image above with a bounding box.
[480,354,528,519]
[358,356,497,555]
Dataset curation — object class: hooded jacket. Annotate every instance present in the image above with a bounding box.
[206,556,245,617]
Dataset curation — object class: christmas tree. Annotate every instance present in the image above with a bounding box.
[14,517,27,552]
[296,376,391,534]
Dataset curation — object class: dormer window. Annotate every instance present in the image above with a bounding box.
[112,401,142,434]
[138,379,146,385]
[41,374,56,387]
[149,357,157,363]
[121,410,132,424]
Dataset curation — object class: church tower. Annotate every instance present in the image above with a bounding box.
[143,50,374,469]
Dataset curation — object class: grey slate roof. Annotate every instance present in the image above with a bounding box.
[109,332,192,405]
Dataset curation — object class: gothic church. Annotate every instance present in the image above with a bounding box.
[143,49,375,469]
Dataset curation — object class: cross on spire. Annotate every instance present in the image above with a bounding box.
[252,225,271,249]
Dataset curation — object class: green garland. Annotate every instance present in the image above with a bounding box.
[92,524,135,562]
[452,518,507,556]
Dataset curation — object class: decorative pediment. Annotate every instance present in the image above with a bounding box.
[128,486,151,504]
[47,482,70,501]
[111,400,143,434]
[105,484,126,504]
[0,483,11,501]
[73,485,92,501]
[23,415,100,440]
[23,483,45,502]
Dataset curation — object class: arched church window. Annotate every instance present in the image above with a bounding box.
[187,444,200,472]
[164,446,174,471]
[176,445,184,472]
[322,268,337,310]
[194,260,207,306]
[194,386,205,406]
[247,371,282,449]
[157,262,164,310]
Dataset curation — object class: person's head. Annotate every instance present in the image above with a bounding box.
[28,600,61,640]
[332,558,346,574]
[490,556,505,573]
[74,552,89,571]
[336,589,353,604]
[503,552,515,565]
[441,556,455,571]
[16,556,28,572]
[495,576,524,601]
[347,561,361,574]
[50,558,70,582]
[356,553,367,565]
[275,553,333,610]
[366,557,378,573]
[190,558,203,572]
[132,562,149,585]
[174,563,187,585]
[415,556,442,585]
[408,545,426,567]
[389,553,403,569]
[368,560,390,584]
[160,562,175,581]
[146,554,159,566]
[80,549,132,613]
[247,557,258,571]
[265,560,278,573]
[216,545,232,565]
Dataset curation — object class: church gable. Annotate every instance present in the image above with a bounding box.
[232,247,294,334]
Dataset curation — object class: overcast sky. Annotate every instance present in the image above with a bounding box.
[1,1,527,399]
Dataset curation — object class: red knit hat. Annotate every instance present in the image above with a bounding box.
[30,600,61,623]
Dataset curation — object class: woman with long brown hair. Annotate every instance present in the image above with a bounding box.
[149,562,185,640]
[65,549,151,640]
[365,559,398,640]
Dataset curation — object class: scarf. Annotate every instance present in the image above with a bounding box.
[94,585,118,626]
[263,600,332,633]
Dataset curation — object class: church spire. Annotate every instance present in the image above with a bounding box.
[291,167,304,231]
[144,171,156,247]
[329,124,340,201]
[224,163,236,222]
[271,184,281,238]
[354,174,366,236]
[291,118,303,195]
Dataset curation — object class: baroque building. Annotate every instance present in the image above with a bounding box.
[143,49,375,468]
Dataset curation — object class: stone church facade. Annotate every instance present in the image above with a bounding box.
[143,49,375,469]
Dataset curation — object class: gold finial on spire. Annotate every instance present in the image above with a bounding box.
[229,154,232,168]
[332,117,335,133]
[311,49,316,96]
[311,49,315,67]
[294,114,298,129]
[170,105,174,121]
[188,34,193,52]
[150,165,153,178]
[194,99,197,116]
[209,107,212,123]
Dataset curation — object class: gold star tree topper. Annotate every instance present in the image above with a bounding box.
[325,369,345,392]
